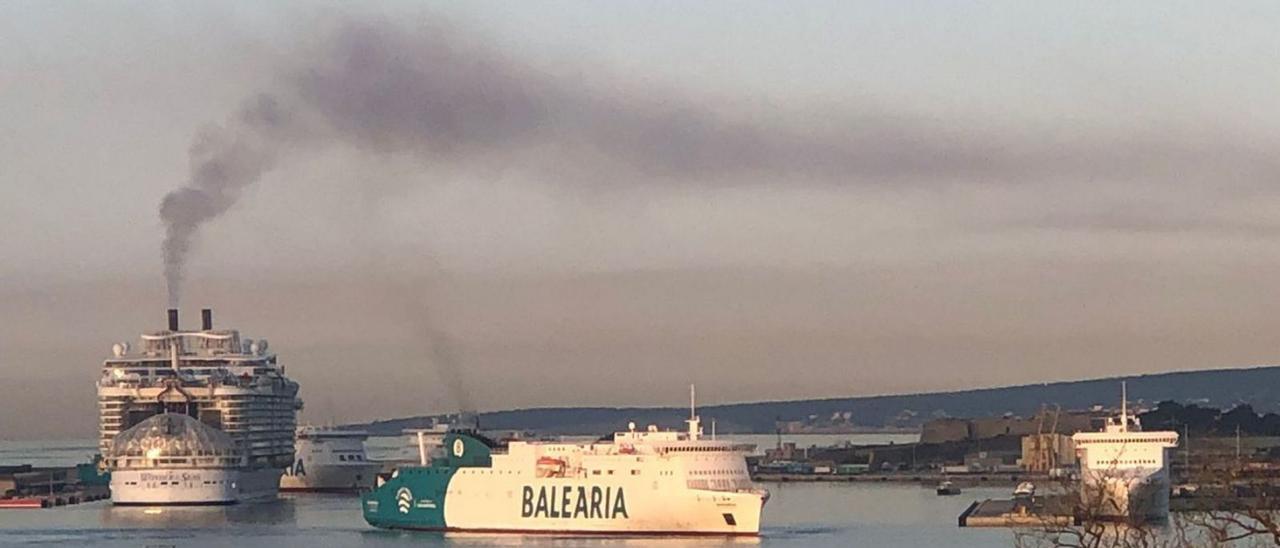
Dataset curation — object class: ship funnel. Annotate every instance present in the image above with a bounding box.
[167,308,180,331]
[201,308,213,331]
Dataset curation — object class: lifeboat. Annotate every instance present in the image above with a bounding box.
[535,456,566,478]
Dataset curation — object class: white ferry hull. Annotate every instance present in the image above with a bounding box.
[111,468,283,505]
[364,432,767,536]
[1071,385,1180,522]
[281,463,382,492]
[445,476,764,535]
[1082,471,1170,520]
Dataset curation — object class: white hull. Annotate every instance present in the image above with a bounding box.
[1082,470,1170,520]
[366,392,766,535]
[444,474,765,534]
[281,463,381,492]
[1071,385,1179,522]
[111,468,283,505]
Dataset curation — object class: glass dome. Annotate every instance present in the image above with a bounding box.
[109,413,238,459]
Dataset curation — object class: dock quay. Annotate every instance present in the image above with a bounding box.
[0,486,110,509]
[753,472,1048,486]
[958,496,1078,527]
[1,464,111,509]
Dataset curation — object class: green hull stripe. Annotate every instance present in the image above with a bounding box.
[362,466,456,529]
[363,433,492,529]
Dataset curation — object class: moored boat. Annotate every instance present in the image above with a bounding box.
[936,480,961,496]
[1013,481,1035,498]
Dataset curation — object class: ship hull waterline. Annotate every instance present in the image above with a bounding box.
[110,468,284,506]
[364,467,765,536]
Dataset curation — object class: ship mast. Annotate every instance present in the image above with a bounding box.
[1120,381,1128,432]
[686,384,701,441]
[169,336,180,372]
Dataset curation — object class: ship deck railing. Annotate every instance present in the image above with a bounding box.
[109,456,243,468]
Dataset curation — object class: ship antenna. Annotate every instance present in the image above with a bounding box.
[1120,381,1128,432]
[690,384,696,421]
[686,384,701,441]
[169,337,180,372]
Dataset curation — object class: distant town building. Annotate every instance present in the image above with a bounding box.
[963,451,1021,473]
[920,409,1100,444]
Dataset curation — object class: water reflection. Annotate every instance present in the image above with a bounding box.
[100,498,297,527]
[443,532,760,546]
[357,530,763,546]
[1,483,1017,547]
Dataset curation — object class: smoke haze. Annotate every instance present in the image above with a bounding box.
[7,3,1280,437]
[159,95,292,306]
[160,16,1280,307]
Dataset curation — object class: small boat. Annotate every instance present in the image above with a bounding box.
[937,480,961,496]
[1013,481,1036,498]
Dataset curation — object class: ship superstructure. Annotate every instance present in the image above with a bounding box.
[281,426,381,493]
[363,389,769,535]
[98,308,302,504]
[1071,383,1179,520]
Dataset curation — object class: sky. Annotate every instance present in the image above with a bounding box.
[3,1,1280,438]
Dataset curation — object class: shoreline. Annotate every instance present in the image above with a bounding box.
[754,472,1049,487]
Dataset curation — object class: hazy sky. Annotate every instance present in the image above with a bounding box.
[4,2,1280,438]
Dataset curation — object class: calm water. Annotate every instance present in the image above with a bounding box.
[0,436,1019,547]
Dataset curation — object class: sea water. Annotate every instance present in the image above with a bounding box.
[0,438,1015,547]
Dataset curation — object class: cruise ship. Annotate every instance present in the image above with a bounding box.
[98,309,302,505]
[280,426,381,493]
[1071,383,1179,520]
[362,392,769,535]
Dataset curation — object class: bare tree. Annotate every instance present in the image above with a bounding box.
[1013,468,1172,548]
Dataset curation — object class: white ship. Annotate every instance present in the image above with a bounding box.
[1071,383,1179,520]
[281,426,382,493]
[363,388,770,535]
[99,309,302,505]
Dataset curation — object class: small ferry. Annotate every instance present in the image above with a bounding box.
[363,390,768,535]
[280,426,382,493]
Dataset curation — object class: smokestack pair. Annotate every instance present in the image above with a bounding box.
[166,308,213,331]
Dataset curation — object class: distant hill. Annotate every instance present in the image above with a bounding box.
[350,366,1280,436]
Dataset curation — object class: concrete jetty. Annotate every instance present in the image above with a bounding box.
[958,496,1078,527]
[1,464,111,509]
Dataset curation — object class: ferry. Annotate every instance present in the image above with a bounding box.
[281,426,382,493]
[1071,383,1179,520]
[98,309,302,504]
[363,391,768,535]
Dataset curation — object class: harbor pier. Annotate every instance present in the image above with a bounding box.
[0,464,111,509]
